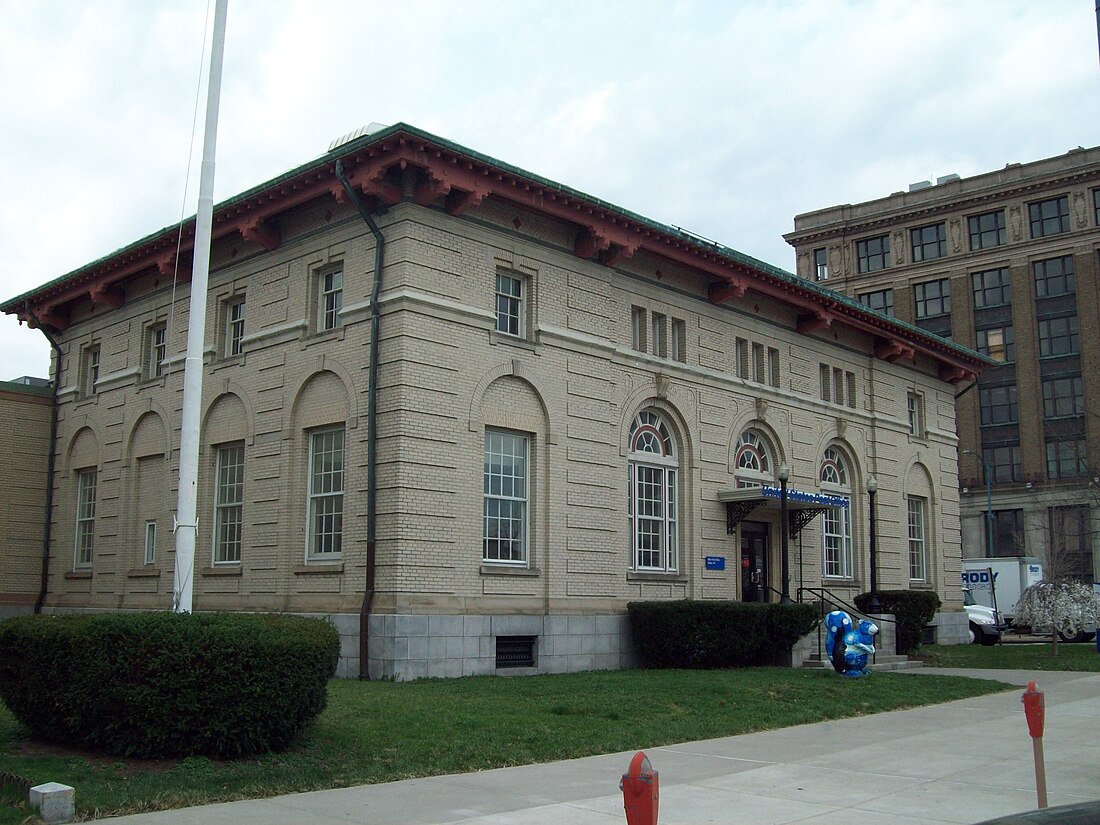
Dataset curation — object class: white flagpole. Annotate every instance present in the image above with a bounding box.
[174,0,228,613]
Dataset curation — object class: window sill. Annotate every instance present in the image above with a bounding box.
[201,565,242,577]
[65,570,92,580]
[627,571,688,583]
[295,562,344,575]
[127,568,161,578]
[489,330,538,351]
[480,564,540,577]
[302,326,346,348]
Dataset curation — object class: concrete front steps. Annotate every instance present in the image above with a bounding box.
[801,652,923,672]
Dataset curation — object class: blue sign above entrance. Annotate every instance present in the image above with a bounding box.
[760,485,848,508]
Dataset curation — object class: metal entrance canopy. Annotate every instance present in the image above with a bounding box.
[717,485,849,537]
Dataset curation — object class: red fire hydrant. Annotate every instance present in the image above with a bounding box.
[620,751,659,825]
[1021,680,1047,809]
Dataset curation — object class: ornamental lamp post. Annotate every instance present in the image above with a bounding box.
[867,476,881,614]
[779,462,792,604]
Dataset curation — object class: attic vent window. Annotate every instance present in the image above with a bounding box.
[495,635,537,668]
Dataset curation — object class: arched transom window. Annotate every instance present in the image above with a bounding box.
[819,446,852,578]
[628,410,678,572]
[735,430,773,488]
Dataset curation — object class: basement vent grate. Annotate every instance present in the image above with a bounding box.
[495,635,537,668]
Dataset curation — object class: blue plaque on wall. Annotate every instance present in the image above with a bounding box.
[705,556,725,571]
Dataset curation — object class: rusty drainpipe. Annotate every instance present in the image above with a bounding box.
[335,159,384,679]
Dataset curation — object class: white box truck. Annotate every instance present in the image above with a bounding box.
[961,557,1043,625]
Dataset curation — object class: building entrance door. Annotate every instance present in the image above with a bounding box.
[740,521,769,602]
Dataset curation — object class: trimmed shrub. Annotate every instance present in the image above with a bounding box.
[628,600,818,668]
[0,612,339,759]
[854,590,941,655]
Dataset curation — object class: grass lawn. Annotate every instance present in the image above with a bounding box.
[0,667,1012,823]
[919,640,1100,671]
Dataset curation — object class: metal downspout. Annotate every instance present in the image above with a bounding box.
[335,159,385,679]
[27,306,62,614]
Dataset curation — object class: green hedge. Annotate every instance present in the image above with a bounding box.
[0,612,339,758]
[854,590,941,655]
[627,600,818,668]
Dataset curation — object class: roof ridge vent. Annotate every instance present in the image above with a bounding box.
[328,122,389,153]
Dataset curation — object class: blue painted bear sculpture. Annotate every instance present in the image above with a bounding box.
[824,610,879,678]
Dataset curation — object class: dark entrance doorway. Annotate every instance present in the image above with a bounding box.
[740,521,769,602]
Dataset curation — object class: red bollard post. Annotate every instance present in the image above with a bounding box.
[1021,680,1047,809]
[620,751,659,825]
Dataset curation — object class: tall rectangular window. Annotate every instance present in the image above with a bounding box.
[833,368,845,406]
[1049,506,1093,582]
[856,235,890,273]
[914,278,951,319]
[671,318,686,363]
[631,306,646,352]
[81,345,100,398]
[1046,439,1087,480]
[1042,375,1084,419]
[846,372,856,409]
[813,247,828,281]
[907,497,927,581]
[736,338,749,379]
[752,343,765,383]
[318,269,343,331]
[972,268,1011,308]
[767,347,780,388]
[910,222,946,262]
[968,210,1006,250]
[819,364,831,402]
[75,468,97,568]
[991,509,1024,557]
[984,444,1021,484]
[1037,315,1079,358]
[907,392,924,437]
[146,324,166,379]
[1094,189,1100,226]
[1033,256,1075,298]
[1029,196,1069,238]
[483,430,528,564]
[976,326,1014,363]
[144,520,157,565]
[858,288,894,316]
[308,428,344,557]
[822,499,852,578]
[650,312,667,358]
[979,384,1018,426]
[226,298,246,357]
[495,273,524,337]
[214,443,245,563]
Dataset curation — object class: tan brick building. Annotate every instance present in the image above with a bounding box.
[0,378,53,617]
[786,146,1100,585]
[2,124,987,678]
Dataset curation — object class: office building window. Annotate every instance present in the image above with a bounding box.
[1048,506,1093,582]
[1094,189,1100,226]
[318,268,343,331]
[907,392,925,437]
[495,273,524,337]
[910,222,946,262]
[1037,315,1078,358]
[1033,256,1075,299]
[991,509,1024,557]
[146,324,166,378]
[1042,375,1084,419]
[859,288,894,316]
[1046,439,1087,480]
[979,384,1018,426]
[972,268,1011,309]
[75,468,97,568]
[1028,196,1069,238]
[226,298,246,357]
[671,318,686,363]
[968,210,1006,250]
[631,306,646,352]
[628,410,678,573]
[914,278,951,319]
[813,247,828,281]
[907,497,927,581]
[856,234,890,273]
[984,444,1021,484]
[214,443,245,564]
[976,326,1014,363]
[483,430,529,564]
[307,427,344,557]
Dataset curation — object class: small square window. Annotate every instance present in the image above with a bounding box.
[914,278,951,319]
[976,326,1014,363]
[858,289,894,316]
[1038,315,1078,358]
[972,268,1011,309]
[1029,196,1069,238]
[979,384,1018,426]
[1042,375,1083,419]
[1033,256,1075,299]
[856,235,890,273]
[910,223,946,262]
[968,210,1006,250]
[984,443,1021,484]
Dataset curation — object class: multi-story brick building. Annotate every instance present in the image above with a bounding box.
[0,377,53,617]
[786,146,1100,584]
[2,124,987,678]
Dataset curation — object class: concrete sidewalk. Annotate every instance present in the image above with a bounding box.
[106,669,1100,824]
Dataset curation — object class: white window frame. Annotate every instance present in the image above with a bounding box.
[820,448,852,579]
[483,430,529,564]
[147,324,166,378]
[75,468,97,568]
[81,345,100,397]
[495,273,525,337]
[907,392,924,437]
[650,312,666,357]
[307,427,344,558]
[213,443,245,564]
[908,496,927,581]
[226,298,246,357]
[671,318,686,363]
[144,520,157,565]
[318,269,343,332]
[631,306,646,352]
[628,410,678,573]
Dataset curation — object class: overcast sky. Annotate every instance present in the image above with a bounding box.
[1,0,1097,381]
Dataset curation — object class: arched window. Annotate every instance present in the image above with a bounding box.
[734,430,774,488]
[819,447,852,578]
[628,410,678,572]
